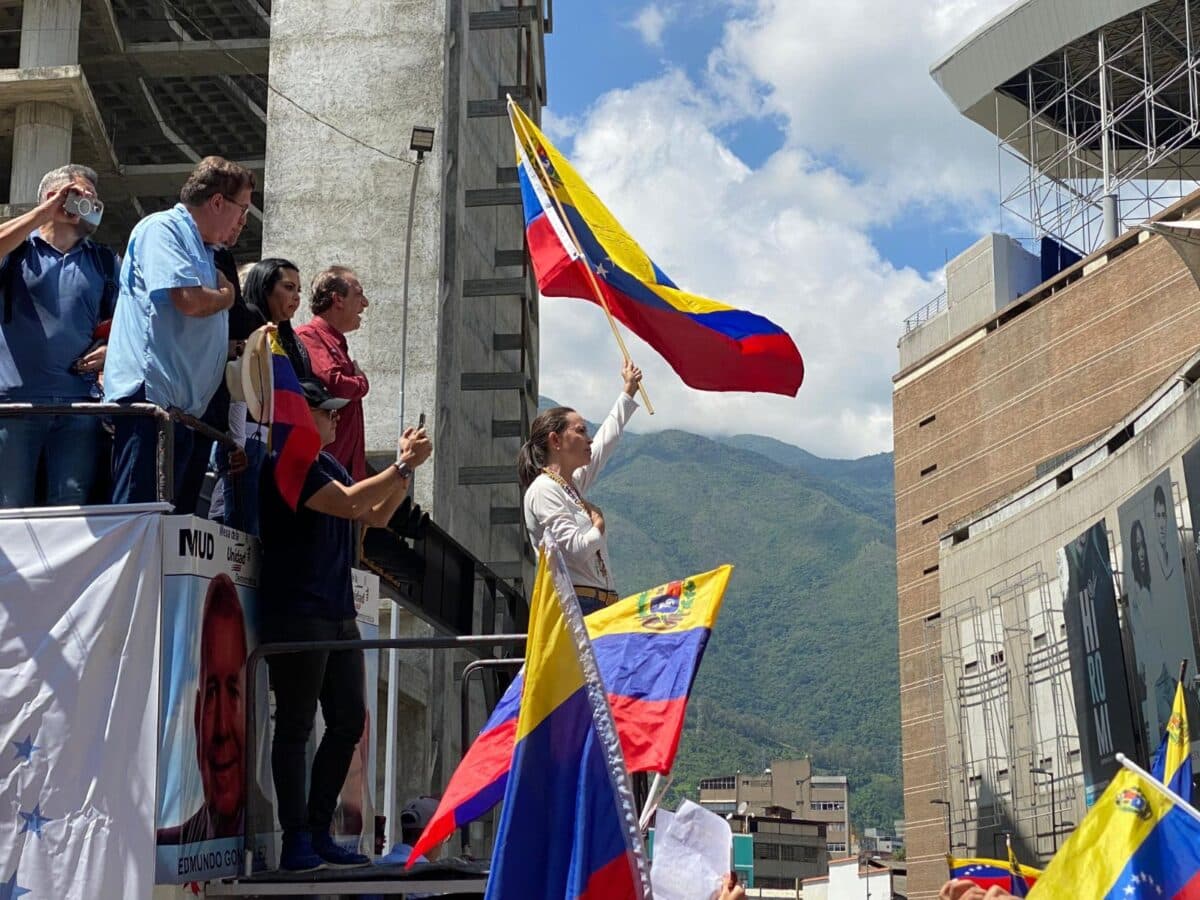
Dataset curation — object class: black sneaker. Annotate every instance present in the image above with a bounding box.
[312,831,370,867]
[279,831,324,872]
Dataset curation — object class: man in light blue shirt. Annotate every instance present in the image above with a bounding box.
[0,164,119,508]
[104,156,254,506]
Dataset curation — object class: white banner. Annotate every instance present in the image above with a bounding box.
[0,510,162,900]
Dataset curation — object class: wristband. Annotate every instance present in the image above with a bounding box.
[392,461,413,479]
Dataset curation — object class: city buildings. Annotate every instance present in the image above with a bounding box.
[698,758,852,857]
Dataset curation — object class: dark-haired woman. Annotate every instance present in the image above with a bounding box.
[519,360,642,615]
[215,258,308,534]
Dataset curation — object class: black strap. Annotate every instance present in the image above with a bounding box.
[1,240,27,325]
[83,240,120,323]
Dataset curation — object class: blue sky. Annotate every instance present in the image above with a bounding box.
[534,1,1011,457]
[544,3,986,278]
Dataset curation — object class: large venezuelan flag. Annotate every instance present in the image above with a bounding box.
[1028,765,1200,899]
[509,101,803,397]
[408,565,731,865]
[484,546,647,900]
[266,328,320,510]
[1150,678,1192,801]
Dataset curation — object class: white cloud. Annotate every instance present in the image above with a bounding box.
[540,0,1014,458]
[630,3,673,48]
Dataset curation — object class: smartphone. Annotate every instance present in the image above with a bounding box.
[418,412,426,430]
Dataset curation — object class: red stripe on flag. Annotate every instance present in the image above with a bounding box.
[609,695,687,773]
[577,850,639,900]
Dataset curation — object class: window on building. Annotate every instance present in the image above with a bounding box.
[828,842,847,854]
[780,845,819,862]
[699,776,736,790]
[754,842,780,860]
[810,801,846,811]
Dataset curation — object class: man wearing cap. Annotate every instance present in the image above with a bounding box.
[259,377,431,871]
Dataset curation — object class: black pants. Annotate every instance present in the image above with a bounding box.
[263,616,366,835]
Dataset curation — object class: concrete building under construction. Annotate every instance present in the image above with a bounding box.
[0,0,550,851]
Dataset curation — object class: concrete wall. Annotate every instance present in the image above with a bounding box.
[263,0,543,853]
[937,359,1200,864]
[897,234,1041,371]
[892,200,1200,898]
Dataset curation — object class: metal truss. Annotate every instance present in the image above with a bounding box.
[998,0,1200,254]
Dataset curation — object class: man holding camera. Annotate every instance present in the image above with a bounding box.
[0,164,118,508]
[104,156,254,508]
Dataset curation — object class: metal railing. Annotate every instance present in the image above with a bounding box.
[242,634,529,876]
[0,400,237,504]
[902,290,948,334]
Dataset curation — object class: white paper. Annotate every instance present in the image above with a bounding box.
[650,800,732,900]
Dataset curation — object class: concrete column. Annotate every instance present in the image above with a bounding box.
[10,0,82,203]
[11,103,73,202]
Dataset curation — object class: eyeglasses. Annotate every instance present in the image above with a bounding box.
[223,195,251,219]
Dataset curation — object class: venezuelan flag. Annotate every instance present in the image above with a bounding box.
[1007,840,1034,897]
[949,856,1040,893]
[1028,765,1200,898]
[1151,678,1193,801]
[266,329,320,510]
[509,101,803,397]
[408,565,731,865]
[484,547,648,900]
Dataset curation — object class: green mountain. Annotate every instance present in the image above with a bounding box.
[579,425,900,832]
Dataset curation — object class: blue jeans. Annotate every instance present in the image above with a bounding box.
[109,388,193,505]
[0,413,100,508]
[220,435,267,535]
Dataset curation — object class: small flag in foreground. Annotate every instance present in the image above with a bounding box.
[266,328,320,510]
[509,101,803,397]
[1150,677,1193,802]
[948,856,1040,894]
[409,566,731,865]
[1027,766,1200,898]
[484,543,648,900]
[1007,836,1033,897]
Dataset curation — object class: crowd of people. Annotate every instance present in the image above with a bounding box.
[0,156,662,876]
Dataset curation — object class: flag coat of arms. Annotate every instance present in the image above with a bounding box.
[509,101,803,397]
[408,565,731,864]
[483,542,649,900]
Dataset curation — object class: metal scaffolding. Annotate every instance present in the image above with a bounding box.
[997,0,1200,253]
[940,563,1086,864]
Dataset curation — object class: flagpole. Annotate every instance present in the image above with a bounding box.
[1116,752,1200,826]
[638,772,673,831]
[507,97,655,415]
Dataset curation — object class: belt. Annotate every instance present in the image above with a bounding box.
[573,584,618,606]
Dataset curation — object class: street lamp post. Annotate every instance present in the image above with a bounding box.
[383,123,435,850]
[1030,767,1058,852]
[930,799,952,852]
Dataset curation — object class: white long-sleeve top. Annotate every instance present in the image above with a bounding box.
[523,392,638,592]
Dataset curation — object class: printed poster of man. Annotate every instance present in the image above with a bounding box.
[1058,520,1138,805]
[155,517,274,883]
[1117,470,1200,758]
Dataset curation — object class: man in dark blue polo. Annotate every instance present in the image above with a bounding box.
[259,378,430,871]
[0,164,118,508]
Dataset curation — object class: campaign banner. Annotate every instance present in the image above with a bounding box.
[1058,520,1139,805]
[1117,470,1200,758]
[0,509,162,900]
[155,516,272,883]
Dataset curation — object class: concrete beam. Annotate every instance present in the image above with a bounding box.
[491,419,522,438]
[0,66,119,175]
[465,187,521,207]
[463,276,525,296]
[83,39,270,79]
[459,466,520,485]
[494,249,524,267]
[489,506,521,525]
[105,159,265,199]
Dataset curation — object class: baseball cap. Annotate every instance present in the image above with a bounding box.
[400,796,439,831]
[299,378,349,411]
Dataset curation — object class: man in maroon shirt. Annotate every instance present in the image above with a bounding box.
[297,266,370,480]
